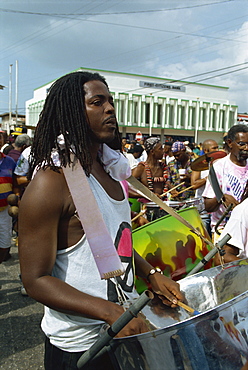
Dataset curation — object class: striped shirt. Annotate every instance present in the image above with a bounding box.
[0,154,16,211]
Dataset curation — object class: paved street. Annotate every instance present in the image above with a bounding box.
[0,240,45,369]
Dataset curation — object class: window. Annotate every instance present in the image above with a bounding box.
[157,104,162,125]
[145,102,150,125]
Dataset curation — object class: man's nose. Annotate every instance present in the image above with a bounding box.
[104,101,115,114]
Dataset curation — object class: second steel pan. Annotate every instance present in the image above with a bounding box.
[133,207,212,291]
[109,259,248,370]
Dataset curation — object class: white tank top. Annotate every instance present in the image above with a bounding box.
[41,175,138,352]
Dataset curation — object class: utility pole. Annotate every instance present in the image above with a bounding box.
[15,60,18,127]
[8,64,13,134]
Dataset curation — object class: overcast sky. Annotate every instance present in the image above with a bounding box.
[0,0,247,118]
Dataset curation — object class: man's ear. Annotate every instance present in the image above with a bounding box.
[227,138,232,149]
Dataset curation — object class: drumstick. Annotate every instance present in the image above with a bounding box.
[176,185,195,196]
[177,301,200,315]
[131,209,146,222]
[161,182,185,197]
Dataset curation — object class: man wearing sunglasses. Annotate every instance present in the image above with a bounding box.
[203,124,248,244]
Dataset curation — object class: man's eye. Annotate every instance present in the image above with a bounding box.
[93,100,101,106]
[237,142,247,146]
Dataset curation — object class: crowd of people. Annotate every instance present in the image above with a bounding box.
[0,126,31,264]
[122,124,248,263]
[0,71,247,369]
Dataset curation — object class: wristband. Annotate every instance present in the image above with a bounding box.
[147,267,163,281]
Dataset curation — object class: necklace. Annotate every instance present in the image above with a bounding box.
[144,162,168,196]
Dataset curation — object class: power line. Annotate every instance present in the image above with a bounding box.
[121,62,248,94]
[168,62,248,83]
[181,65,248,86]
[0,1,234,17]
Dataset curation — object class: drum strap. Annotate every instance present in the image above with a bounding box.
[127,175,214,248]
[208,166,224,204]
[63,154,124,280]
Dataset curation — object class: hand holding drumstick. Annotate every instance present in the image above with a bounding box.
[160,182,185,198]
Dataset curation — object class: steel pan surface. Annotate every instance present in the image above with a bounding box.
[133,207,212,290]
[110,260,248,370]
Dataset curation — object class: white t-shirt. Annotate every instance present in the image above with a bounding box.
[125,152,139,170]
[203,155,248,229]
[166,155,175,165]
[14,146,31,176]
[219,198,248,258]
[195,169,209,198]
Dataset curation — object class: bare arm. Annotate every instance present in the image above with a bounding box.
[204,194,239,213]
[191,170,207,190]
[134,250,184,307]
[132,163,145,179]
[204,196,221,212]
[18,168,148,336]
[214,244,240,266]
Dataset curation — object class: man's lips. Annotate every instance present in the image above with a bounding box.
[103,116,117,128]
[240,151,248,156]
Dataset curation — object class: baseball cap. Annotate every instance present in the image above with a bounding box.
[12,125,27,136]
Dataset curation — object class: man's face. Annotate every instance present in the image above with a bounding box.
[228,132,248,161]
[173,150,186,162]
[84,80,117,144]
[163,145,171,155]
[133,150,143,159]
[0,134,4,148]
[206,141,218,153]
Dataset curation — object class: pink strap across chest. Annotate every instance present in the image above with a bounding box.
[63,155,124,280]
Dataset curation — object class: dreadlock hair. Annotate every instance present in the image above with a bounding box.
[29,71,122,178]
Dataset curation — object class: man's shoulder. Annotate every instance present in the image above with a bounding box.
[26,167,66,203]
[32,167,64,185]
[3,154,16,167]
[212,154,229,170]
[137,161,145,166]
[22,146,31,159]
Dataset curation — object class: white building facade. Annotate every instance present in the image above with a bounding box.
[26,67,237,144]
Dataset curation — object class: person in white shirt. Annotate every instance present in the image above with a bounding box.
[215,196,248,264]
[191,139,219,235]
[203,124,248,241]
[125,144,144,170]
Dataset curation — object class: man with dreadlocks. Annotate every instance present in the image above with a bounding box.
[18,71,182,370]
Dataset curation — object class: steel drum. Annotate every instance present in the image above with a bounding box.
[145,200,185,222]
[109,259,248,370]
[145,198,205,222]
[145,202,168,221]
[133,207,212,292]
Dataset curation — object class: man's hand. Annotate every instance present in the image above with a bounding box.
[106,303,150,338]
[170,189,179,198]
[222,194,239,208]
[214,244,240,266]
[148,273,184,307]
